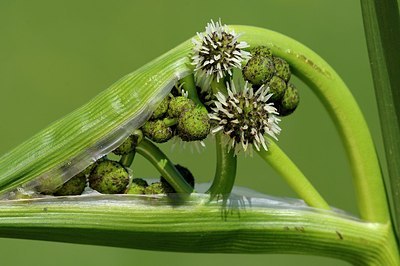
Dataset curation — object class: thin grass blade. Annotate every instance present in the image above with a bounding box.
[360,0,400,239]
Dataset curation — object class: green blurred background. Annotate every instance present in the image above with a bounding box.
[0,0,384,265]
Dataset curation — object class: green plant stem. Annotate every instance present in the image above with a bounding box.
[206,133,237,199]
[360,0,400,240]
[0,195,397,265]
[135,138,193,194]
[231,25,389,224]
[119,151,136,168]
[163,117,177,127]
[180,74,203,106]
[257,141,330,210]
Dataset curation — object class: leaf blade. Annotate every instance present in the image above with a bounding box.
[360,0,400,238]
[0,41,192,195]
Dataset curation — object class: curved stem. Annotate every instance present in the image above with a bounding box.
[136,138,193,194]
[206,133,237,199]
[0,196,397,265]
[231,25,389,224]
[257,140,330,210]
[119,151,136,168]
[162,117,177,127]
[119,130,143,168]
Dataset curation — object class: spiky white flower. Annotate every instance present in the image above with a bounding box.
[192,19,251,88]
[209,81,281,154]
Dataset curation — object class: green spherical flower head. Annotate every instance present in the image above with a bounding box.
[125,178,148,195]
[151,96,170,120]
[112,131,142,156]
[268,76,287,102]
[54,173,87,196]
[273,56,291,82]
[250,46,273,58]
[168,96,195,118]
[145,182,166,194]
[81,156,107,176]
[278,83,300,116]
[161,164,195,194]
[112,136,136,156]
[177,107,210,141]
[88,160,129,194]
[242,55,275,86]
[142,120,173,143]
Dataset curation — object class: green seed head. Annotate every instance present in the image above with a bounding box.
[278,83,300,116]
[81,156,107,176]
[88,160,129,194]
[113,136,135,156]
[177,107,210,141]
[242,55,275,86]
[268,76,287,102]
[168,96,195,118]
[151,96,170,119]
[125,178,148,195]
[160,164,195,193]
[273,56,291,82]
[54,173,87,196]
[142,120,173,143]
[250,46,273,58]
[145,182,166,194]
[112,132,142,156]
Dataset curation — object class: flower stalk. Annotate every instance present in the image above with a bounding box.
[206,133,237,199]
[256,140,330,210]
[136,138,193,194]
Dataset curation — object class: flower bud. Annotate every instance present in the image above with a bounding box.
[177,107,210,141]
[142,120,173,143]
[88,160,129,194]
[126,178,148,195]
[277,83,300,116]
[145,182,166,194]
[250,46,273,58]
[273,56,291,82]
[151,96,170,119]
[54,173,87,196]
[112,133,141,156]
[268,76,287,102]
[168,96,195,118]
[242,55,275,86]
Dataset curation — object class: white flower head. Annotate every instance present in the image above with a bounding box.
[209,81,281,154]
[192,19,251,88]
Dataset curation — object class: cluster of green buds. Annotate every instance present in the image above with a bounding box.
[47,112,198,197]
[54,159,196,197]
[126,164,195,195]
[50,157,128,196]
[243,46,300,116]
[53,131,144,196]
[46,23,302,199]
[141,93,211,143]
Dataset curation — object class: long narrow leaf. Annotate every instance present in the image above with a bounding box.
[360,0,400,238]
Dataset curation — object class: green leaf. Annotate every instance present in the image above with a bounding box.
[360,0,400,239]
[0,194,397,265]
